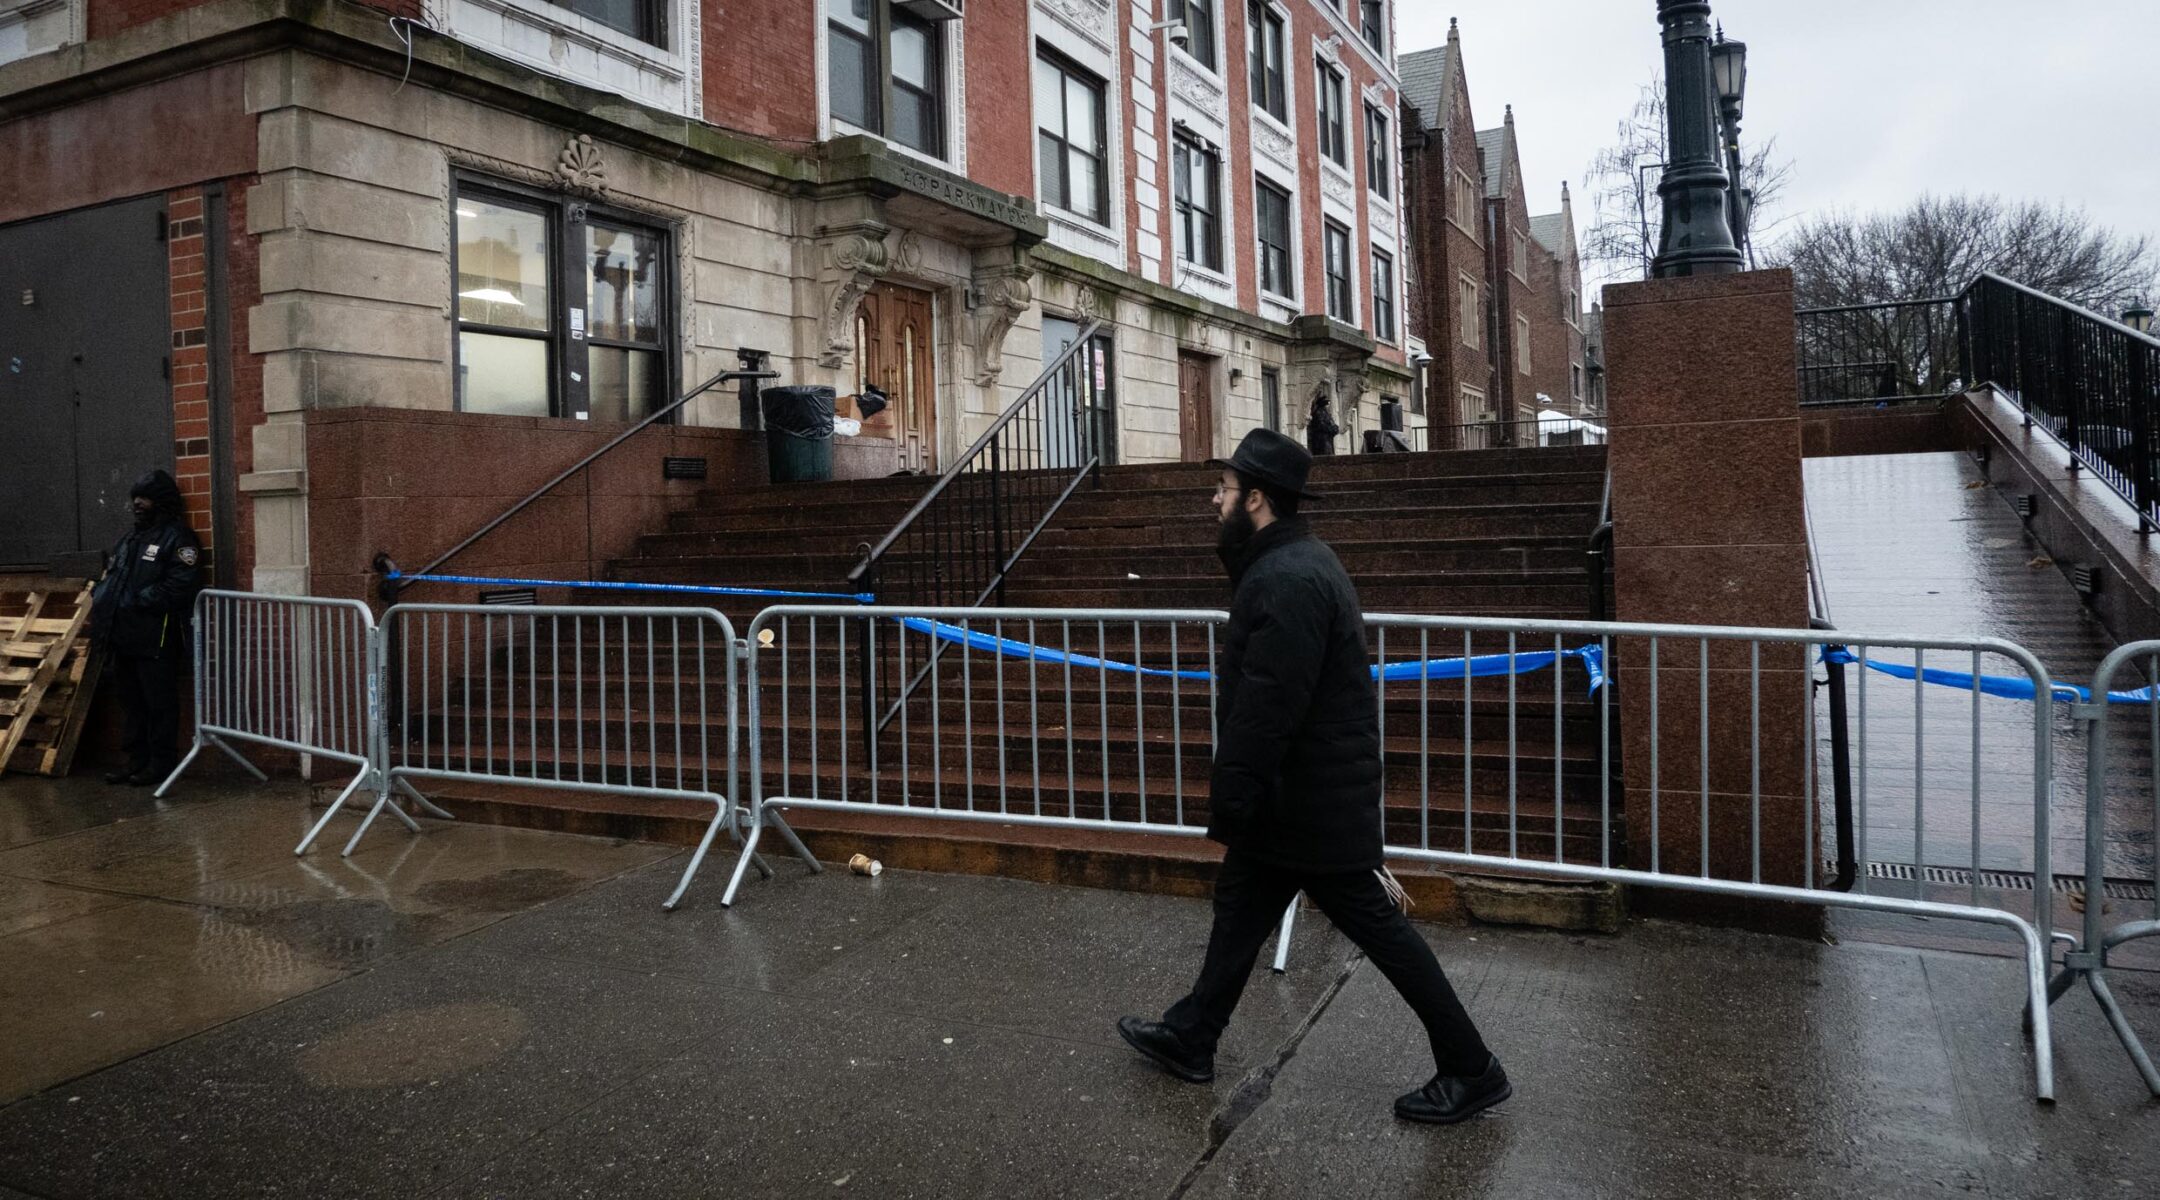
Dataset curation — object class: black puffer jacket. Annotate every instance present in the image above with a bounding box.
[1207,516,1382,872]
[89,471,203,659]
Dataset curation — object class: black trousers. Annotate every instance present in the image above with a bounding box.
[1164,848,1493,1076]
[113,653,182,771]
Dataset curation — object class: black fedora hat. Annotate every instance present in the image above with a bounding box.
[1210,427,1321,502]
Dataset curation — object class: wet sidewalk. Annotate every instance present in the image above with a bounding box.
[1,779,2158,1197]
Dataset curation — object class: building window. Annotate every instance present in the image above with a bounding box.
[1323,219,1352,322]
[1512,227,1529,279]
[1360,2,1385,53]
[1458,274,1479,348]
[830,1,945,158]
[1172,133,1223,272]
[1175,0,1216,70]
[1410,359,1426,415]
[1247,2,1286,121]
[1454,169,1480,235]
[1571,362,1584,403]
[454,180,673,422]
[1516,313,1532,375]
[1255,179,1293,298]
[1371,248,1396,342]
[1262,367,1282,432]
[1316,60,1346,166]
[546,0,665,45]
[1460,384,1488,427]
[1566,287,1579,325]
[1036,49,1110,225]
[1364,102,1391,198]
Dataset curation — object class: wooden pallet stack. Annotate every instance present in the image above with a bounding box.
[0,583,101,777]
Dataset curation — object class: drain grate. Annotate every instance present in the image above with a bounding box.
[1845,861,2156,902]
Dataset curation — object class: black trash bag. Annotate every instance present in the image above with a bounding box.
[761,385,837,440]
[855,384,891,420]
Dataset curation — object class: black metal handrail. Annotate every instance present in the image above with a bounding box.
[1584,464,1613,620]
[1803,493,1857,892]
[1960,272,2160,532]
[849,321,1111,735]
[1794,295,1963,406]
[372,365,775,605]
[1423,415,1609,453]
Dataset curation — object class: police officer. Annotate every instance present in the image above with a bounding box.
[1117,428,1510,1125]
[88,470,202,786]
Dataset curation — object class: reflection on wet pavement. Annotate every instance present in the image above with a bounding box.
[0,777,672,1104]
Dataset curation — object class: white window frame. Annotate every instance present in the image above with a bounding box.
[1315,57,1348,170]
[819,0,967,171]
[1516,312,1532,376]
[1511,226,1529,281]
[440,0,702,118]
[1322,217,1356,324]
[1370,246,1396,343]
[1255,174,1299,303]
[1170,0,1226,77]
[1458,272,1479,349]
[1029,5,1125,267]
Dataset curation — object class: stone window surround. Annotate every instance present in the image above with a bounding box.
[1322,216,1355,325]
[1245,0,1294,127]
[1515,311,1531,376]
[1450,167,1481,241]
[1254,171,1301,308]
[1166,0,1227,79]
[0,0,82,67]
[818,0,969,175]
[430,0,702,119]
[1301,0,1396,85]
[1032,3,1126,270]
[1457,271,1479,348]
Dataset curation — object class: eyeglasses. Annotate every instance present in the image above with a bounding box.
[1212,484,1245,500]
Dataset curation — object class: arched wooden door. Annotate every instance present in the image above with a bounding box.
[858,281,938,473]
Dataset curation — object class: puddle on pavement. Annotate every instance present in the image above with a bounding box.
[410,867,583,913]
[218,898,437,972]
[295,1001,530,1088]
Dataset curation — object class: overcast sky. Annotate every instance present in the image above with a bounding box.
[1399,1,2160,301]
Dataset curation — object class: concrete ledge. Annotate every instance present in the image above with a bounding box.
[1801,400,1959,458]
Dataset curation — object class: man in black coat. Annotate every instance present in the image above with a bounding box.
[88,470,203,786]
[1117,428,1510,1125]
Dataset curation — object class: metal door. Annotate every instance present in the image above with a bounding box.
[0,196,174,567]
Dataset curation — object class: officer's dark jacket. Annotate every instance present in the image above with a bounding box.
[1207,515,1383,872]
[90,518,203,659]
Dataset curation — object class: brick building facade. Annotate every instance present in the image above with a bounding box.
[0,0,1416,591]
[1397,18,1584,449]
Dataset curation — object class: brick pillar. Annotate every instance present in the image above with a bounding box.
[1603,269,1813,917]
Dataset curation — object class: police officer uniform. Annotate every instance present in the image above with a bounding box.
[88,470,203,786]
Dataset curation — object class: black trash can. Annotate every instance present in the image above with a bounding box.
[760,385,836,483]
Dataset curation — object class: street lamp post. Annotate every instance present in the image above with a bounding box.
[1710,28,1749,262]
[2126,296,2157,335]
[1651,0,1743,277]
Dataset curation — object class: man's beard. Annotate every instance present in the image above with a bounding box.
[132,507,156,530]
[1215,503,1257,574]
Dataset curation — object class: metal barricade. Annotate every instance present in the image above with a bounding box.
[156,590,430,856]
[726,605,1229,905]
[2051,642,2160,1094]
[1346,613,2060,1100]
[379,604,744,910]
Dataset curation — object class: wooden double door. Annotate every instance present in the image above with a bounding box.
[1177,351,1216,463]
[856,281,937,473]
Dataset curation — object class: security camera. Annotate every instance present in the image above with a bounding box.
[1167,21,1190,50]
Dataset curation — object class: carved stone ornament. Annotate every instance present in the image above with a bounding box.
[1168,56,1225,113]
[1041,0,1114,52]
[1321,168,1355,207]
[820,232,891,369]
[1073,286,1105,324]
[971,269,1035,386]
[894,230,926,275]
[1251,119,1294,169]
[556,134,608,197]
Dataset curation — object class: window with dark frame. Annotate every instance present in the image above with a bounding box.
[1176,0,1216,70]
[1255,178,1293,298]
[1323,219,1352,321]
[1036,48,1111,225]
[1246,2,1286,121]
[545,0,665,46]
[1359,0,1384,53]
[1371,248,1396,342]
[454,180,675,423]
[1262,367,1282,432]
[1316,59,1346,166]
[1172,132,1223,272]
[1364,101,1390,198]
[828,1,945,158]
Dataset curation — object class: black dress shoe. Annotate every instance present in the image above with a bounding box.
[124,763,174,787]
[1394,1055,1512,1125]
[1117,1016,1214,1084]
[104,763,147,785]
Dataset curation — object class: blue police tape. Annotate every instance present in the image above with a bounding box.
[1819,647,2157,705]
[898,617,1607,691]
[388,571,876,604]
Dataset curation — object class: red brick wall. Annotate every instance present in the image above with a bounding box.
[165,190,215,557]
[1486,143,1540,417]
[1225,4,1258,312]
[964,0,1033,198]
[702,0,819,145]
[1403,66,1492,440]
